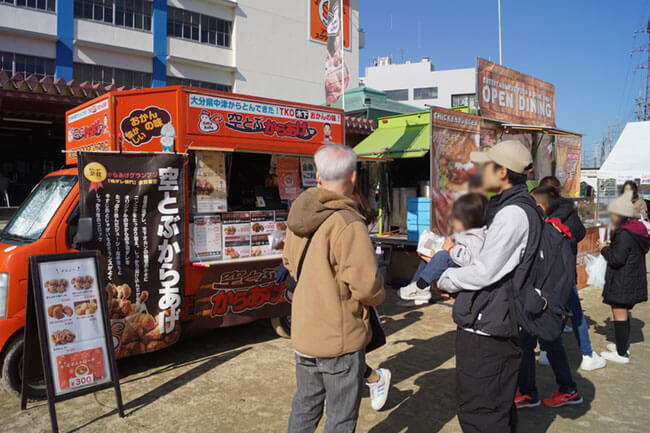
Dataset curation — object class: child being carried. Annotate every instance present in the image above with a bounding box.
[399,193,488,305]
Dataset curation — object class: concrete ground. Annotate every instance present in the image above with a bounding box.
[0,285,648,433]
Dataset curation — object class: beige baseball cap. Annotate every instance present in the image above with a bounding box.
[470,140,533,175]
[608,191,635,218]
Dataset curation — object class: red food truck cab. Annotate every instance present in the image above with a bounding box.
[0,86,344,398]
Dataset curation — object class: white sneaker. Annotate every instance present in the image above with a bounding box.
[601,350,630,364]
[367,368,391,411]
[398,282,431,305]
[579,353,607,371]
[606,343,630,357]
[539,350,550,366]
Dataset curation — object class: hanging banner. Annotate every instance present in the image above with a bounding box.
[194,151,228,213]
[325,0,350,106]
[534,133,553,180]
[431,107,481,235]
[78,152,186,359]
[477,57,556,127]
[555,135,582,197]
[300,157,318,187]
[277,156,301,200]
[309,0,350,48]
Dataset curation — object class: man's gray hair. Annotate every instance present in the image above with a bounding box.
[314,144,357,181]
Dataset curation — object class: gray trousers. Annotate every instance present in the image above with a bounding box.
[287,350,365,433]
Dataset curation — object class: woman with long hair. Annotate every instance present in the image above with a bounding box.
[622,180,648,219]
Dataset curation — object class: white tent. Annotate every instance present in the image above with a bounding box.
[598,121,650,182]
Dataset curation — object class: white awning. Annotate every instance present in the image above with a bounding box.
[598,121,650,182]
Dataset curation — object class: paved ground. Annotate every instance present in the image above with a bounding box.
[1,285,648,433]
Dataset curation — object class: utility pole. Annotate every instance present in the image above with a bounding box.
[498,0,503,65]
[633,18,650,120]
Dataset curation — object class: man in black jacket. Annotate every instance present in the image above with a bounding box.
[538,176,607,371]
[438,140,542,433]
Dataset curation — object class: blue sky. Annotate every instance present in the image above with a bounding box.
[358,0,650,162]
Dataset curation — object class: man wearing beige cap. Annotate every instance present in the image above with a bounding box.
[437,140,542,433]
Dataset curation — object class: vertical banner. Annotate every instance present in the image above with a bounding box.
[277,156,301,200]
[309,0,350,48]
[78,152,186,359]
[431,107,481,235]
[300,157,318,187]
[555,135,582,197]
[325,0,349,105]
[194,150,227,213]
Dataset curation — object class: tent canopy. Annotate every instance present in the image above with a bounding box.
[599,121,650,181]
[353,111,430,159]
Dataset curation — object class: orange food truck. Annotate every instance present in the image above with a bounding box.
[0,86,343,398]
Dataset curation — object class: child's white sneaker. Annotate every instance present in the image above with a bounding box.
[367,368,391,411]
[579,353,607,371]
[539,350,550,366]
[601,349,630,364]
[398,282,431,305]
[606,343,630,357]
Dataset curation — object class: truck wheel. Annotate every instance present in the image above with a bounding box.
[270,316,291,338]
[1,336,46,400]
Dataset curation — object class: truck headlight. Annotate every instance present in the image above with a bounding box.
[0,273,8,319]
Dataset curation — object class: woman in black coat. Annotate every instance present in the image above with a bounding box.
[598,191,650,364]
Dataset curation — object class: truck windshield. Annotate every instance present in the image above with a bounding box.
[1,175,77,243]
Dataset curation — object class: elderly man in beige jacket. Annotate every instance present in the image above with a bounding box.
[284,144,385,433]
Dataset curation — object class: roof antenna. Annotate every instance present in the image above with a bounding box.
[389,14,393,60]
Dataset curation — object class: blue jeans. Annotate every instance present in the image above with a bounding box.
[518,330,577,399]
[567,285,593,356]
[412,250,459,285]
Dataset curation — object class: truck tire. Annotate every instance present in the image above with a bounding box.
[270,316,291,338]
[1,336,46,400]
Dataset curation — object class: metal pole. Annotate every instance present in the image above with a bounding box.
[645,18,650,120]
[341,0,346,144]
[498,0,503,65]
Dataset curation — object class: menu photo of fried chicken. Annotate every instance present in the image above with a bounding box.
[45,278,68,294]
[106,283,181,358]
[71,275,94,290]
[51,329,76,346]
[195,178,215,196]
[74,298,98,316]
[47,304,73,320]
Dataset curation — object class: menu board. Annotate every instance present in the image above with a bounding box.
[22,252,124,432]
[251,211,275,257]
[195,150,228,213]
[191,215,222,262]
[37,256,111,396]
[222,212,251,260]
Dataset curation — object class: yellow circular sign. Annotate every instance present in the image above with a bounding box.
[83,162,107,183]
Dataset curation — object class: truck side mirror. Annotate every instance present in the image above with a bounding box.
[73,217,94,246]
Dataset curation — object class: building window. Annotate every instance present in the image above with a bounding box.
[167,76,232,92]
[2,0,56,12]
[0,51,55,79]
[385,89,409,101]
[74,0,152,31]
[167,6,232,48]
[414,87,438,100]
[451,93,477,109]
[73,62,152,88]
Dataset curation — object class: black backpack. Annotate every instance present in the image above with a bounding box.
[510,205,575,342]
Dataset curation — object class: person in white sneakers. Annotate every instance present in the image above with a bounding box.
[598,191,650,364]
[399,194,487,304]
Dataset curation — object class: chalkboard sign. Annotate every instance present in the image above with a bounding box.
[21,251,124,433]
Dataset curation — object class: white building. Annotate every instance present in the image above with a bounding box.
[361,57,476,110]
[0,0,360,105]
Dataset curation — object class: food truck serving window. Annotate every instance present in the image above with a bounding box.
[189,150,312,265]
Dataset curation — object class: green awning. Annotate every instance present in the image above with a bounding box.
[353,123,430,159]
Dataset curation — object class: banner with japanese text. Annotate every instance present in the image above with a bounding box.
[325,0,349,105]
[431,107,481,235]
[555,135,582,197]
[78,152,186,359]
